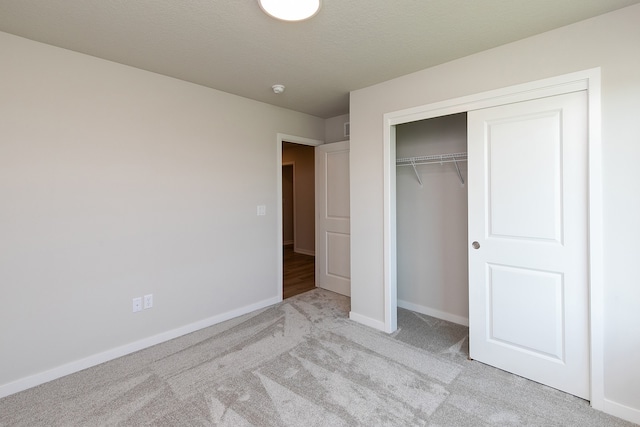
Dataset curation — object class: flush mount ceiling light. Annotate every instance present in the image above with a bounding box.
[259,0,321,21]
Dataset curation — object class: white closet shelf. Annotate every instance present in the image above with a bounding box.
[396,152,467,186]
[396,152,467,166]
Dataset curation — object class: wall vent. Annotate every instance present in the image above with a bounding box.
[344,122,350,138]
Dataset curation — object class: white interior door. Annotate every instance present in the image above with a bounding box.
[316,141,350,296]
[468,91,589,399]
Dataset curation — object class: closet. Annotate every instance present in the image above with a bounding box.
[395,112,469,326]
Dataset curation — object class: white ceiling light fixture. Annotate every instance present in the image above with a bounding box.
[259,0,321,22]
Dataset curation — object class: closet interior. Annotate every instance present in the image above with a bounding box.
[395,112,469,326]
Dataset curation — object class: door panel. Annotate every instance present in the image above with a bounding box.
[316,141,350,296]
[487,111,562,241]
[327,232,350,279]
[488,264,564,360]
[326,151,350,219]
[468,91,589,399]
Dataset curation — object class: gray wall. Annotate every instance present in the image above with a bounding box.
[350,4,640,421]
[282,165,294,244]
[0,31,324,393]
[396,114,468,325]
[282,142,315,255]
[324,113,350,143]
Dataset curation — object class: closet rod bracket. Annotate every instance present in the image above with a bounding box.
[410,158,423,187]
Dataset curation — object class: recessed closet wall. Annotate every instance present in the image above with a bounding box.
[395,112,469,325]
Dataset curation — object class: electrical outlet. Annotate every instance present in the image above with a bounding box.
[132,297,142,313]
[143,294,153,309]
[257,205,266,216]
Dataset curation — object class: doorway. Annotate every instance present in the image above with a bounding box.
[382,69,603,405]
[282,141,316,299]
[395,113,469,326]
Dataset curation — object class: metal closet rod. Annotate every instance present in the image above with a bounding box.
[396,152,467,186]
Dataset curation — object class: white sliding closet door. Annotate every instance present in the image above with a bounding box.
[467,91,589,399]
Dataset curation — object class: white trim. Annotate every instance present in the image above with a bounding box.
[603,399,640,425]
[384,78,589,128]
[278,133,324,148]
[349,311,386,331]
[382,68,603,407]
[276,133,324,299]
[383,121,397,333]
[585,70,605,411]
[397,299,469,327]
[0,295,281,399]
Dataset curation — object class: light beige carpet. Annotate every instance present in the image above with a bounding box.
[0,289,633,426]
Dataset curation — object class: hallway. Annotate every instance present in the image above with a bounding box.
[283,245,315,299]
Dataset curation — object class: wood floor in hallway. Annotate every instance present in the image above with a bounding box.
[283,245,315,299]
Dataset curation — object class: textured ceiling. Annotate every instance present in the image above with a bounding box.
[1,0,638,118]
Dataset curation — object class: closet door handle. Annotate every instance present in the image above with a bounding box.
[472,241,480,250]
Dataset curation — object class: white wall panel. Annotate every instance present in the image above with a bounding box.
[0,31,324,393]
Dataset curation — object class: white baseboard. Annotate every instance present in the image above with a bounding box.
[294,247,315,256]
[603,398,640,424]
[397,299,469,327]
[0,295,281,399]
[349,311,386,332]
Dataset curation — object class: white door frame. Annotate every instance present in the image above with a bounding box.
[276,133,324,300]
[382,68,603,408]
